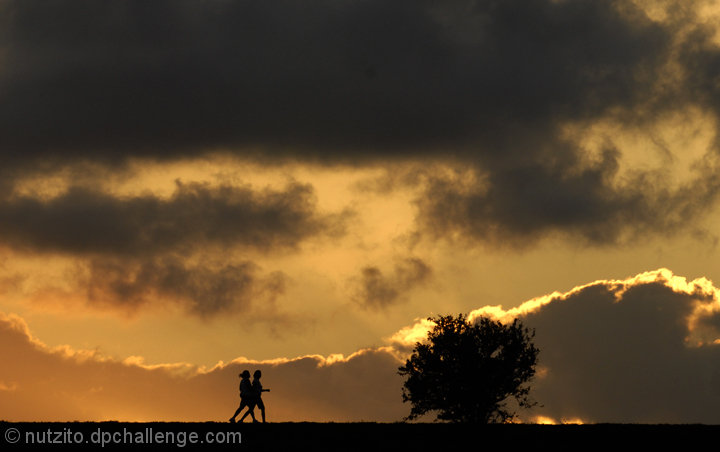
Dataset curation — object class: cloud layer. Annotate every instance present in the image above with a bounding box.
[0,0,673,160]
[402,269,720,423]
[519,270,720,423]
[352,257,431,310]
[0,181,341,256]
[0,312,407,422]
[82,257,286,318]
[0,179,348,318]
[1,0,719,260]
[4,269,720,423]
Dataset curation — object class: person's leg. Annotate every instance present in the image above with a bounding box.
[240,403,257,422]
[236,400,249,422]
[229,400,245,422]
[257,399,266,423]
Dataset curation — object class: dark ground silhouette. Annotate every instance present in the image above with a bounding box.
[0,421,714,450]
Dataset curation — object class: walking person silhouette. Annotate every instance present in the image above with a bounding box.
[249,370,270,423]
[229,370,257,423]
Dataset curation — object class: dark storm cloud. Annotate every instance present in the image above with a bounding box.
[0,179,344,318]
[516,271,720,423]
[352,257,431,310]
[0,0,670,162]
[380,269,720,422]
[0,180,345,256]
[677,19,720,149]
[82,256,286,318]
[0,0,715,246]
[417,148,720,247]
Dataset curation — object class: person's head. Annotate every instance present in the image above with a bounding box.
[253,370,262,379]
[240,370,251,379]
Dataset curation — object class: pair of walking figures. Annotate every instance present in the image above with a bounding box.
[230,369,270,423]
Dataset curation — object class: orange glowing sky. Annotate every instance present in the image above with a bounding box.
[2,0,720,423]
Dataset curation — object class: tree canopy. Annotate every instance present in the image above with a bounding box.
[398,314,539,423]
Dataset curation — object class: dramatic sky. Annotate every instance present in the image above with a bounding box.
[2,0,720,423]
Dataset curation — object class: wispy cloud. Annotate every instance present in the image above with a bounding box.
[351,257,432,310]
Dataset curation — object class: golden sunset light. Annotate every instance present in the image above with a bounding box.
[2,0,720,429]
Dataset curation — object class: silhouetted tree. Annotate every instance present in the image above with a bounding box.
[398,314,539,423]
